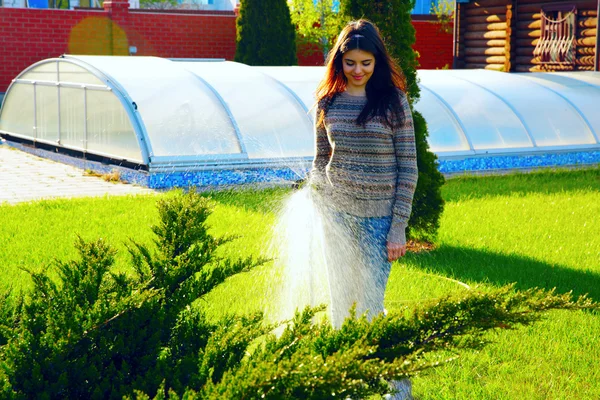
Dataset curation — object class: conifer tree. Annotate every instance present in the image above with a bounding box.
[340,0,446,241]
[235,0,298,66]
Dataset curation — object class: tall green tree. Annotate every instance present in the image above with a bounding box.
[341,0,446,242]
[235,0,298,66]
[288,0,343,61]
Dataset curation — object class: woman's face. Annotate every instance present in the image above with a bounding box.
[341,49,376,92]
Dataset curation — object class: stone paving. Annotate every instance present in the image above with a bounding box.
[0,145,155,204]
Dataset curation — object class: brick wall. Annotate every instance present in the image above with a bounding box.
[0,1,236,93]
[0,4,453,93]
[297,18,454,69]
[412,17,453,69]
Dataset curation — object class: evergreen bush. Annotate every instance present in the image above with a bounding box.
[0,192,596,399]
[235,0,298,66]
[340,0,446,242]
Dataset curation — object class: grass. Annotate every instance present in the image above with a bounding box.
[1,167,599,399]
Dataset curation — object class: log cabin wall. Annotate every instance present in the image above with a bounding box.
[513,0,598,71]
[457,0,513,71]
[456,0,599,71]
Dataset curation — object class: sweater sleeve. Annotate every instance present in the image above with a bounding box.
[310,102,332,186]
[387,92,419,245]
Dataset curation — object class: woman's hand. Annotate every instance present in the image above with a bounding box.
[387,241,407,262]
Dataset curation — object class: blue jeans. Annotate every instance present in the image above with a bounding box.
[322,210,392,328]
[322,210,413,400]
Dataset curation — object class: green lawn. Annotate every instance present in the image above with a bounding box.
[1,167,599,399]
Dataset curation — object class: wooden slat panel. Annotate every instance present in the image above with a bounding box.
[464,5,507,16]
[465,15,507,23]
[464,39,507,47]
[464,30,507,39]
[465,55,508,63]
[505,4,512,71]
[517,12,542,21]
[577,47,597,55]
[464,63,505,71]
[577,17,597,28]
[515,30,541,39]
[516,20,542,30]
[466,22,508,31]
[465,47,507,56]
[514,64,575,72]
[515,38,540,46]
[515,47,535,56]
[577,55,596,65]
[467,0,511,8]
[576,37,597,45]
[518,2,596,13]
[580,28,597,37]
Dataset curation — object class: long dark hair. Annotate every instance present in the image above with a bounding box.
[315,19,407,129]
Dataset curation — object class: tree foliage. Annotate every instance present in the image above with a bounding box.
[288,0,344,60]
[0,192,597,399]
[235,0,298,66]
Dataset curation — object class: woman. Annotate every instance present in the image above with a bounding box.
[310,19,418,400]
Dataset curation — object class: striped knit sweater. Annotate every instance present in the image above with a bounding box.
[311,90,418,245]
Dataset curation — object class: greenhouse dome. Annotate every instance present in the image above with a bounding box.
[1,55,599,188]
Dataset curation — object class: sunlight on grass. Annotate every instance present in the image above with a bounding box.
[1,167,599,399]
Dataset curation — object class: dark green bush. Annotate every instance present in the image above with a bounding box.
[235,0,298,66]
[408,110,445,241]
[0,191,596,399]
[340,0,446,242]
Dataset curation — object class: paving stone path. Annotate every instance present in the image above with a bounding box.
[0,145,155,204]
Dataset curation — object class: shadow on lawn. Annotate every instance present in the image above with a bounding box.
[443,167,600,202]
[408,244,600,302]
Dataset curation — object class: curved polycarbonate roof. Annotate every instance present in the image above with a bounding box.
[415,69,600,155]
[1,56,599,173]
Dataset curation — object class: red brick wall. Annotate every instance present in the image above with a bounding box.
[297,18,454,69]
[412,18,453,69]
[0,5,452,93]
[0,1,236,93]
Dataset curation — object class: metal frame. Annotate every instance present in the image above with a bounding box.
[186,73,247,156]
[148,155,314,173]
[437,143,600,160]
[61,55,153,164]
[418,83,474,152]
[510,72,599,144]
[255,68,311,115]
[33,82,37,139]
[3,57,150,165]
[56,60,61,144]
[449,74,537,147]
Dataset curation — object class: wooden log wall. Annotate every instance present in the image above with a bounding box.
[458,0,599,72]
[458,0,513,71]
[512,0,598,72]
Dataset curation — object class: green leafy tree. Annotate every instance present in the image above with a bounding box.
[288,0,344,61]
[139,0,177,10]
[1,191,597,399]
[432,0,455,34]
[235,0,298,66]
[340,0,446,242]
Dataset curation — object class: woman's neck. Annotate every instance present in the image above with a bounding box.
[345,87,366,97]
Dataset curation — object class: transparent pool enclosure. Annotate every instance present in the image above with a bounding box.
[1,55,599,188]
